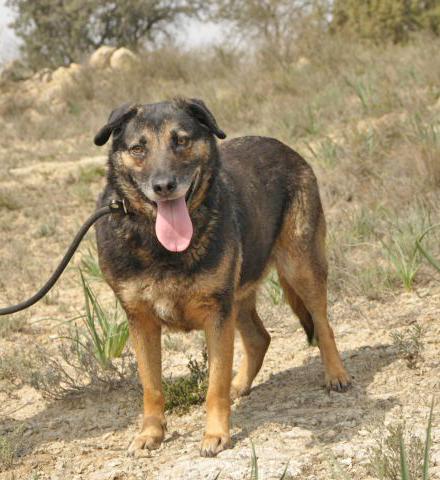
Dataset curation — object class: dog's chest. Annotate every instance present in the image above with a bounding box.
[122,277,207,331]
[142,280,183,326]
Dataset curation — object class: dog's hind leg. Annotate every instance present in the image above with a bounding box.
[231,292,271,399]
[276,211,351,392]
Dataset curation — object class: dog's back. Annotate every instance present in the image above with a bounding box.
[219,136,322,287]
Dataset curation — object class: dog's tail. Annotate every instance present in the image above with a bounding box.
[278,274,316,345]
[301,314,317,346]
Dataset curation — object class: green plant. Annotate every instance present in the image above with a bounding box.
[8,272,135,399]
[265,271,284,305]
[391,324,425,369]
[344,75,376,113]
[80,271,129,369]
[0,425,25,471]
[78,165,106,184]
[368,399,435,480]
[0,273,133,400]
[0,312,27,338]
[36,218,57,238]
[28,341,137,399]
[416,224,440,273]
[382,237,421,291]
[80,246,103,280]
[305,137,342,169]
[332,0,440,43]
[163,333,185,352]
[0,190,22,211]
[408,114,440,187]
[248,441,290,480]
[163,348,208,414]
[8,0,201,68]
[399,399,434,480]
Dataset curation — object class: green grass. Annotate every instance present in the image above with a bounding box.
[368,400,435,480]
[416,224,440,273]
[79,271,129,369]
[77,164,106,184]
[80,245,103,280]
[163,348,208,414]
[264,271,284,306]
[0,190,22,211]
[215,441,292,479]
[344,75,377,114]
[0,425,25,471]
[0,312,27,338]
[391,324,425,369]
[383,238,421,291]
[249,441,290,480]
[399,399,434,480]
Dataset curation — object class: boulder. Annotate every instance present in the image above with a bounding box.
[36,63,83,109]
[110,47,139,71]
[51,63,82,86]
[89,46,116,69]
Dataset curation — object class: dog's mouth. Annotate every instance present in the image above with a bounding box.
[153,169,200,253]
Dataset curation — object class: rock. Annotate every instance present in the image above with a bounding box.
[33,63,83,109]
[110,47,139,71]
[32,68,53,83]
[333,443,355,459]
[1,59,33,82]
[296,56,310,69]
[89,46,117,69]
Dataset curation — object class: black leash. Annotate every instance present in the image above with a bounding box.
[0,200,126,316]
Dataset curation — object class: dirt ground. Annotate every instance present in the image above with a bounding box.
[0,143,439,479]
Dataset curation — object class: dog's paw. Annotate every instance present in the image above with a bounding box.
[128,432,164,452]
[230,381,251,400]
[128,419,165,453]
[325,369,352,393]
[200,434,231,457]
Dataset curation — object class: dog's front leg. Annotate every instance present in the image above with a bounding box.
[200,310,235,457]
[127,308,165,452]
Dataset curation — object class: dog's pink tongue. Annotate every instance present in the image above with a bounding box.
[155,197,193,252]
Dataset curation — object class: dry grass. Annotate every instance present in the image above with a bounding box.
[0,425,25,472]
[2,34,439,300]
[391,324,425,369]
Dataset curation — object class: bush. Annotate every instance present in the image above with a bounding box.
[332,0,440,43]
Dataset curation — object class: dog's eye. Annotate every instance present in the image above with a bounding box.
[129,145,145,156]
[176,136,190,148]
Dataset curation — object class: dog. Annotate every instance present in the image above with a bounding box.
[93,98,351,457]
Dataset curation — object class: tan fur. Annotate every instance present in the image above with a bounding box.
[274,195,350,390]
[117,245,237,332]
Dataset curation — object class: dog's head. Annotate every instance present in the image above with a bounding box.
[94,98,226,253]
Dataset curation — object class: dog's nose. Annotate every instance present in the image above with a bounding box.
[152,176,177,196]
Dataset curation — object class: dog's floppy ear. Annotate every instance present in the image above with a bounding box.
[94,103,138,146]
[182,98,226,139]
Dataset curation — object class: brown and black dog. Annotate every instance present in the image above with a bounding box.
[94,98,351,457]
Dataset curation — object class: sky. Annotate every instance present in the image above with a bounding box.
[0,0,225,65]
[0,0,18,64]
